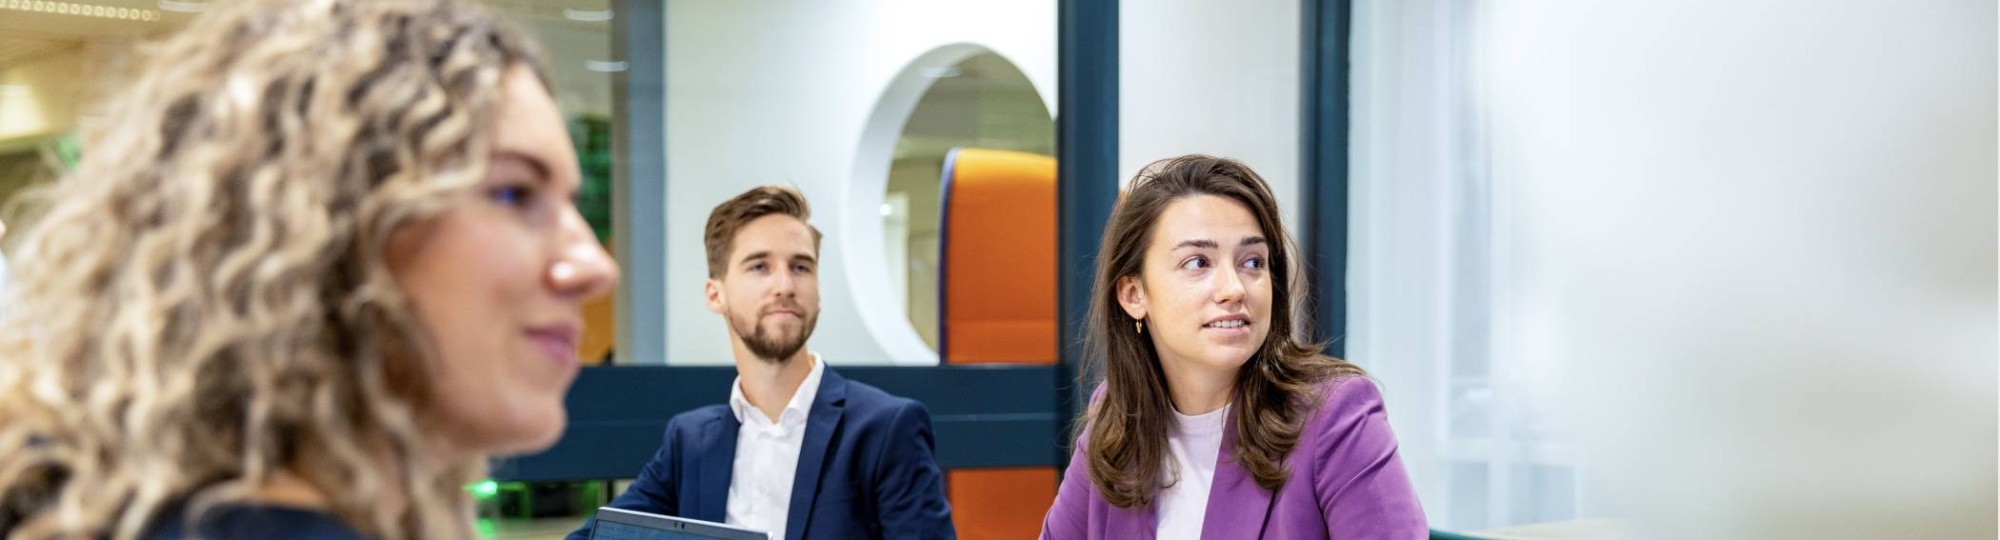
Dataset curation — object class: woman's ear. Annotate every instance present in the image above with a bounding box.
[1116,274,1148,321]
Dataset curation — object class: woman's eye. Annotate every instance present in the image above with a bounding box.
[1243,256,1265,270]
[489,184,534,207]
[1180,256,1209,270]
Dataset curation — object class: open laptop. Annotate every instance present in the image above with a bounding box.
[587,507,770,540]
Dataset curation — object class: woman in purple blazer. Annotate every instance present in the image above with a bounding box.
[1040,156,1427,539]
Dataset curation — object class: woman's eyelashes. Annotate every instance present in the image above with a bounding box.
[489,182,535,207]
[1180,255,1210,271]
[487,181,583,215]
[1176,253,1267,272]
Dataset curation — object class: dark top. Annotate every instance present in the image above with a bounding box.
[143,505,365,540]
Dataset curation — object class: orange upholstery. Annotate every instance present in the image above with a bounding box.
[580,240,616,365]
[937,147,1059,540]
[948,468,1061,540]
[580,292,616,365]
[941,148,1058,364]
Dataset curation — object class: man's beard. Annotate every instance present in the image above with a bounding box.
[729,305,817,362]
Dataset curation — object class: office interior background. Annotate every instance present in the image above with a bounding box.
[0,0,1992,539]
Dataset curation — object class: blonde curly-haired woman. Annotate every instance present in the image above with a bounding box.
[0,0,618,538]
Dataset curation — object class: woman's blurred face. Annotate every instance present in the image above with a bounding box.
[387,65,619,456]
[1117,195,1273,390]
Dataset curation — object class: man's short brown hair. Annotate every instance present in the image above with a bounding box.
[703,185,823,278]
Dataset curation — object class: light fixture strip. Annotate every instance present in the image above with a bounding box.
[0,0,163,22]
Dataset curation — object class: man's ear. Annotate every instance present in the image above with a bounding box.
[1116,274,1148,322]
[705,278,726,315]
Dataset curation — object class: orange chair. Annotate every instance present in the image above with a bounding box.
[937,147,1060,540]
[580,240,616,365]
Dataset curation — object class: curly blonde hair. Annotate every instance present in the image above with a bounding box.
[0,0,550,538]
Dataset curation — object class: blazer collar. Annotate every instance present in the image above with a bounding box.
[781,365,848,540]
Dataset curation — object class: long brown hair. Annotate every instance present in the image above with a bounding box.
[1080,155,1364,508]
[0,0,547,538]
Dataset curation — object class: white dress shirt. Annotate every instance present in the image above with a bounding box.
[1155,402,1230,540]
[725,352,825,540]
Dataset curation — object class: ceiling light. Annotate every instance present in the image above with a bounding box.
[2,0,163,20]
[585,60,627,73]
[157,0,206,13]
[563,8,612,22]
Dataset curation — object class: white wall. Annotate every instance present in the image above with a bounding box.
[524,21,614,118]
[1120,0,1302,228]
[655,1,1308,366]
[658,0,1056,365]
[1483,1,1995,537]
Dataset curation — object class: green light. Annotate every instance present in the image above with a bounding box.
[471,479,499,499]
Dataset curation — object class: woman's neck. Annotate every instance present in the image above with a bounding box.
[249,471,333,509]
[1160,358,1236,415]
[250,450,410,525]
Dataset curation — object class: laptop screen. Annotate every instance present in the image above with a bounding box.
[591,519,736,540]
[587,507,769,540]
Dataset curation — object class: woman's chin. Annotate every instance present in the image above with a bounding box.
[508,414,568,455]
[458,411,568,457]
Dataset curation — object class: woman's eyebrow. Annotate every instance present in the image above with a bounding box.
[490,151,553,184]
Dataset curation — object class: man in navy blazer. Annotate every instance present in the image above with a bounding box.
[567,186,954,540]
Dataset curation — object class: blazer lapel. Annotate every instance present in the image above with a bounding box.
[695,413,740,523]
[1200,413,1274,540]
[1107,498,1160,539]
[783,367,848,540]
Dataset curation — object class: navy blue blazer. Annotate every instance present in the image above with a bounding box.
[566,366,956,540]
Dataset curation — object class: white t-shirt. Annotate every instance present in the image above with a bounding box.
[1156,402,1231,540]
[724,352,824,540]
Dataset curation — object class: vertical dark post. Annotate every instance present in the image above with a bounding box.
[613,0,667,364]
[1301,0,1352,357]
[1056,0,1118,465]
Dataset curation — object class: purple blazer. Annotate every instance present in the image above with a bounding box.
[1040,377,1427,539]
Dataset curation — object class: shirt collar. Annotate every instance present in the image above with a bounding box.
[728,351,825,426]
